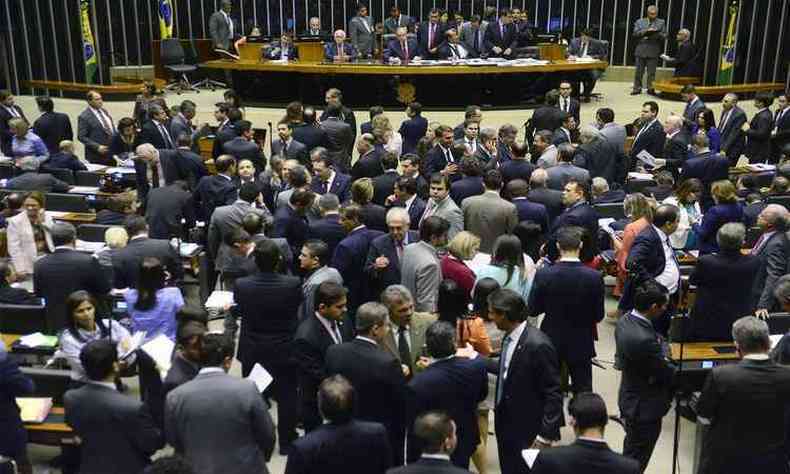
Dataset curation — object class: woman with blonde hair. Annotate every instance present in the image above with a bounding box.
[440,231,480,296]
[611,193,654,299]
[350,178,387,232]
[6,192,53,278]
[9,117,48,160]
[696,179,743,255]
[371,114,403,156]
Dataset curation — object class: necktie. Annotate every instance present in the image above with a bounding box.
[720,110,731,131]
[318,179,328,194]
[398,326,413,372]
[402,41,408,59]
[563,98,568,112]
[496,335,512,404]
[331,321,342,344]
[158,123,174,149]
[396,240,404,260]
[420,201,435,226]
[150,161,160,188]
[474,30,480,51]
[450,44,459,58]
[444,147,453,164]
[581,42,588,57]
[97,109,112,135]
[751,233,769,255]
[429,24,435,48]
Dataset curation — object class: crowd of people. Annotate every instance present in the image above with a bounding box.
[1,2,790,474]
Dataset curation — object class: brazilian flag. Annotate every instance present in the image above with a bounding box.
[718,1,738,85]
[80,0,98,84]
[159,0,174,39]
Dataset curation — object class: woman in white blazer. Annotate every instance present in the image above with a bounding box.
[7,192,54,277]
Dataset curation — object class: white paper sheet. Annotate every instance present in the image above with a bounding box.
[141,334,176,379]
[205,290,235,310]
[247,363,273,392]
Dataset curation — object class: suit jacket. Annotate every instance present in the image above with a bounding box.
[33,111,73,154]
[361,202,390,233]
[387,457,472,474]
[450,176,484,205]
[459,23,485,56]
[381,311,436,367]
[574,138,625,185]
[365,231,419,298]
[513,198,550,234]
[307,214,346,259]
[600,122,628,155]
[425,144,460,179]
[78,107,114,165]
[680,151,730,206]
[532,439,640,474]
[392,197,426,230]
[324,42,358,61]
[401,240,442,313]
[529,261,605,362]
[567,38,608,59]
[0,352,34,457]
[193,174,238,221]
[483,21,518,53]
[332,226,385,312]
[111,236,183,288]
[165,371,275,474]
[696,358,790,474]
[209,200,271,271]
[212,122,239,159]
[223,137,266,171]
[42,151,87,173]
[751,231,789,312]
[592,189,627,204]
[548,201,599,263]
[164,148,208,190]
[773,107,790,149]
[273,204,310,265]
[719,106,748,162]
[619,225,674,311]
[325,338,406,463]
[294,313,354,405]
[398,116,428,155]
[531,106,565,137]
[0,285,40,305]
[663,130,691,177]
[462,191,519,253]
[667,40,702,77]
[697,203,743,255]
[500,159,535,184]
[292,123,331,153]
[556,97,581,125]
[417,21,446,57]
[299,266,343,322]
[286,419,392,474]
[629,119,666,167]
[423,196,464,239]
[385,38,420,62]
[141,120,176,150]
[372,171,400,206]
[683,98,707,130]
[271,138,308,163]
[6,171,70,193]
[134,151,186,202]
[6,211,54,275]
[614,312,676,422]
[384,14,415,34]
[320,118,354,167]
[162,353,200,399]
[33,248,111,331]
[632,17,667,58]
[528,188,565,224]
[208,11,240,50]
[169,114,201,147]
[745,108,775,162]
[349,15,376,56]
[0,104,27,155]
[438,41,478,59]
[407,356,487,465]
[65,383,163,474]
[546,163,591,190]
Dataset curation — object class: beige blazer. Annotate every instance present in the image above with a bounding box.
[7,211,54,275]
[382,311,437,366]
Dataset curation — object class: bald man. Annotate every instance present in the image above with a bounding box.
[660,28,702,77]
[662,115,689,178]
[632,5,666,95]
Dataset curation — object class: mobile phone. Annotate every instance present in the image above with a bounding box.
[701,361,714,369]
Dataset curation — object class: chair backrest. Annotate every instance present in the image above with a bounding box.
[75,170,103,187]
[184,39,200,65]
[768,313,790,334]
[161,38,186,66]
[47,168,75,185]
[0,303,47,334]
[45,193,90,212]
[76,223,114,243]
[625,179,657,194]
[593,202,625,219]
[766,195,790,211]
[20,367,72,404]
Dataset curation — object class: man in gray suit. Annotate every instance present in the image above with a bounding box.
[349,4,376,58]
[209,0,240,51]
[298,239,343,321]
[462,169,519,253]
[320,104,355,172]
[77,90,116,165]
[271,120,308,164]
[547,144,591,190]
[170,100,210,148]
[419,173,464,239]
[596,107,627,155]
[165,333,276,474]
[208,182,272,274]
[459,15,486,56]
[401,215,448,314]
[631,5,666,95]
[380,285,437,376]
[65,340,163,474]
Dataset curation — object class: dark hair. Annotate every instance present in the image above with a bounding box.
[381,151,399,171]
[396,176,418,195]
[242,213,264,235]
[420,215,450,242]
[318,374,355,423]
[238,182,260,203]
[124,215,148,237]
[215,154,236,174]
[425,321,457,359]
[408,102,422,115]
[568,392,609,430]
[303,239,331,266]
[236,120,253,135]
[472,278,501,320]
[642,101,659,114]
[414,411,453,454]
[368,105,384,120]
[135,257,167,311]
[51,221,77,247]
[654,204,679,228]
[544,89,560,106]
[483,169,503,190]
[176,320,207,347]
[429,172,450,189]
[324,103,342,118]
[460,156,482,177]
[464,105,482,119]
[675,178,703,204]
[224,89,242,109]
[198,332,234,367]
[315,281,347,309]
[437,279,470,326]
[143,455,195,474]
[225,228,252,248]
[491,234,524,286]
[633,280,669,312]
[680,84,696,94]
[227,107,243,123]
[254,239,283,273]
[214,102,230,115]
[596,107,614,124]
[290,188,315,207]
[340,203,364,224]
[487,288,526,322]
[36,96,54,112]
[755,91,774,108]
[0,259,11,286]
[556,226,584,252]
[513,221,544,262]
[288,164,309,188]
[65,290,108,342]
[117,117,136,134]
[80,339,117,381]
[696,107,716,130]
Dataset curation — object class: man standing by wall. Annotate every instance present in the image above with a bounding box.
[631,5,666,96]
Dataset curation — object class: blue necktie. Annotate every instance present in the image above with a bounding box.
[496,335,512,405]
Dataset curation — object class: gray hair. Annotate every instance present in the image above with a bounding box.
[665,115,683,130]
[425,321,456,358]
[716,222,745,252]
[386,206,410,225]
[731,316,770,353]
[318,193,340,211]
[578,125,603,144]
[479,127,497,143]
[530,168,548,188]
[50,221,77,247]
[355,302,390,334]
[381,284,414,307]
[724,92,739,102]
[310,147,328,160]
[18,156,40,171]
[149,104,164,117]
[591,177,609,196]
[678,28,691,39]
[759,204,789,231]
[773,275,790,308]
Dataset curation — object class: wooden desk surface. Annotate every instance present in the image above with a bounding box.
[49,212,97,224]
[670,342,739,361]
[201,58,608,75]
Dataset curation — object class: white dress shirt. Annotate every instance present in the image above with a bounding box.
[501,321,527,380]
[653,225,680,294]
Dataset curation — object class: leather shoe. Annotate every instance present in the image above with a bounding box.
[630,90,641,95]
[647,88,656,95]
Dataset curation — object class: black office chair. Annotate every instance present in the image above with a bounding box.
[161,38,199,94]
[191,38,226,90]
[46,168,75,185]
[20,367,72,405]
[768,313,790,334]
[0,303,47,335]
[45,193,90,212]
[75,170,102,187]
[76,223,115,242]
[593,202,626,219]
[766,195,790,211]
[626,179,656,194]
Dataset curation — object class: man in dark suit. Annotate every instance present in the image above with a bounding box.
[321,88,357,150]
[0,260,39,305]
[426,125,458,178]
[311,152,352,202]
[0,90,27,156]
[365,207,419,300]
[111,216,183,288]
[719,93,748,164]
[373,152,400,205]
[273,188,314,262]
[484,9,518,57]
[169,100,207,151]
[629,101,666,170]
[352,133,384,181]
[326,303,407,466]
[507,179,550,234]
[532,393,640,474]
[407,321,487,468]
[615,280,677,472]
[133,143,189,204]
[307,193,346,258]
[271,120,308,164]
[42,142,87,173]
[528,169,565,224]
[193,154,238,221]
[484,289,562,474]
[6,157,70,193]
[591,178,626,204]
[531,91,565,140]
[65,340,163,474]
[33,222,111,332]
[141,104,175,150]
[450,156,484,205]
[293,107,331,153]
[417,9,446,59]
[304,16,329,39]
[696,316,790,474]
[529,226,605,394]
[662,115,690,178]
[547,179,599,263]
[0,338,35,473]
[546,144,590,191]
[557,81,581,124]
[162,321,205,399]
[385,26,420,62]
[680,134,730,208]
[566,30,609,99]
[211,105,240,159]
[500,144,535,184]
[324,30,359,61]
[208,0,241,51]
[439,28,479,60]
[751,204,790,317]
[387,411,473,474]
[388,176,427,229]
[32,96,73,154]
[294,281,355,432]
[772,92,790,155]
[744,92,776,163]
[321,104,355,172]
[679,84,706,131]
[286,375,392,474]
[399,102,429,155]
[166,135,209,190]
[332,204,385,315]
[233,240,302,453]
[660,28,702,77]
[223,120,266,172]
[575,126,626,186]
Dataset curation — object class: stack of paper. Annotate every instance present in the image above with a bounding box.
[18,333,58,348]
[141,334,176,380]
[205,290,234,311]
[16,397,53,423]
[75,240,106,253]
[84,163,108,172]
